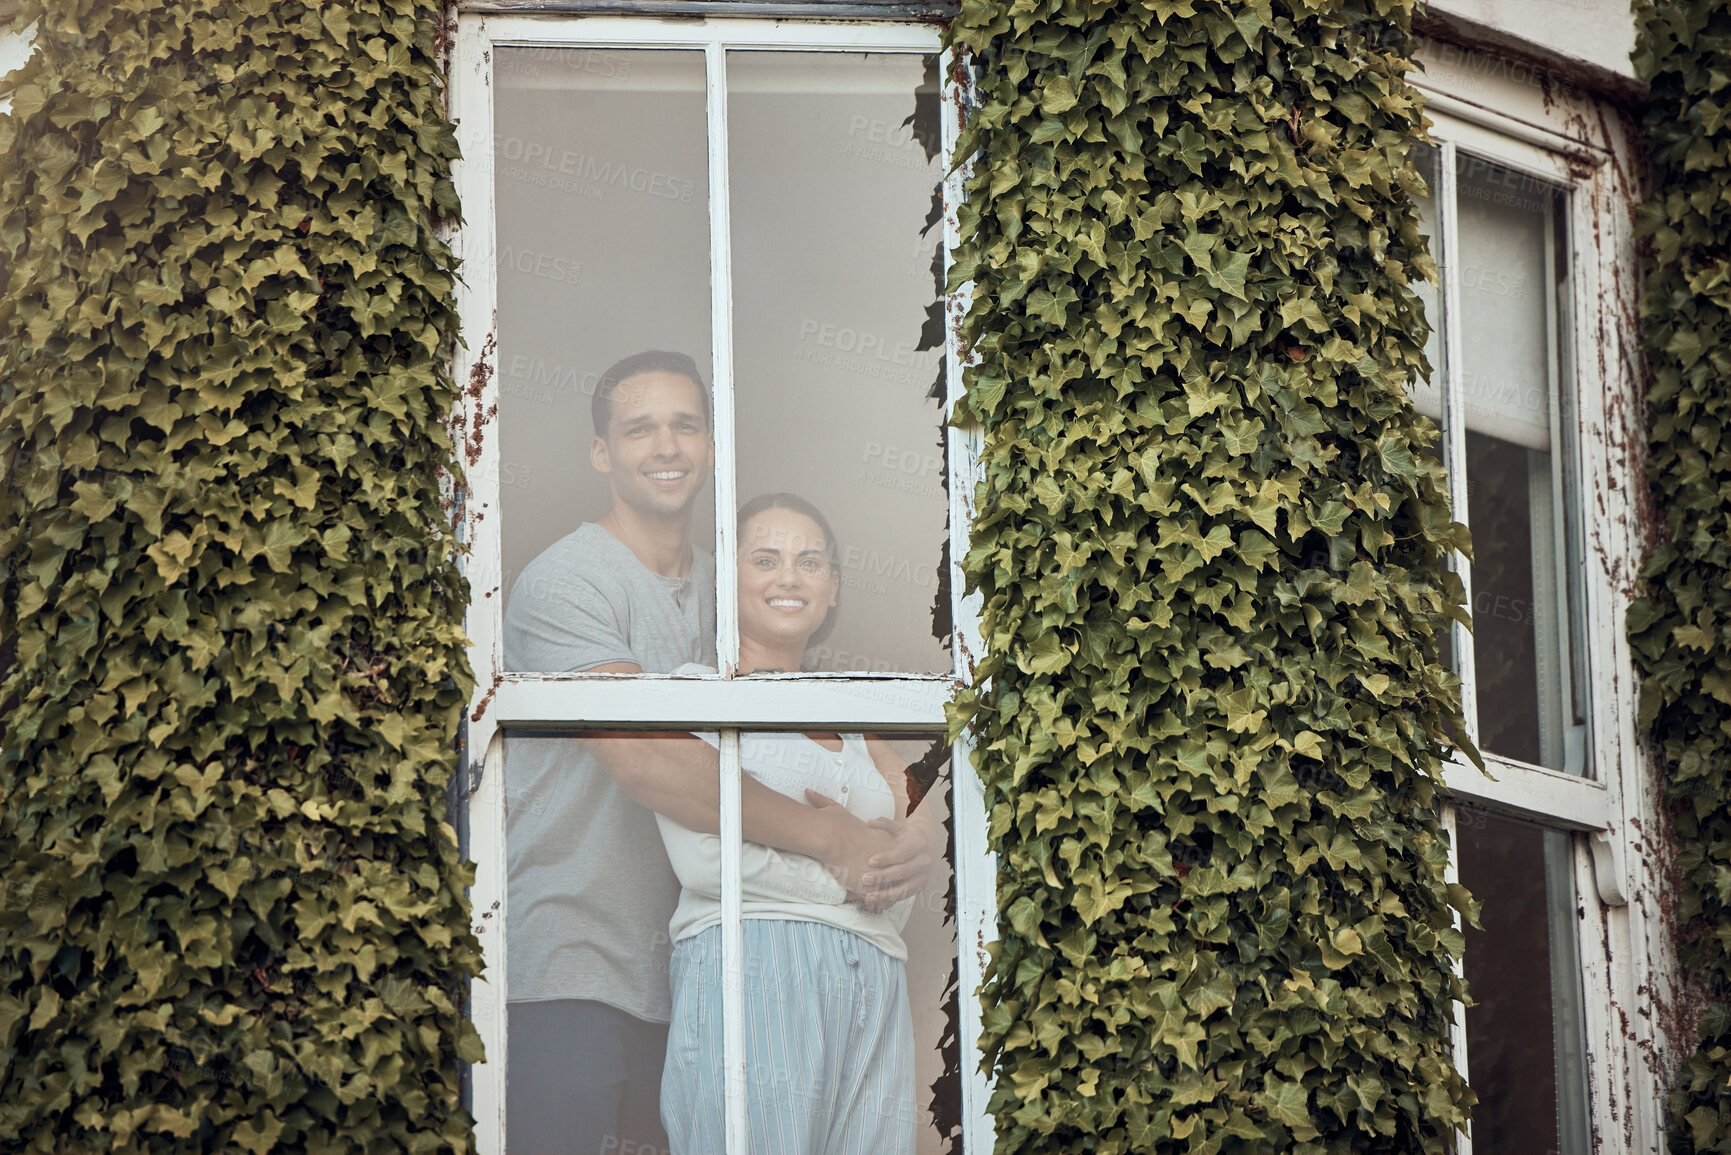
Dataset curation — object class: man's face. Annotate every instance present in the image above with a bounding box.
[591,370,713,520]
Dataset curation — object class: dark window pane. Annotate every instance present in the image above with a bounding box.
[1457,809,1590,1155]
[1466,430,1543,764]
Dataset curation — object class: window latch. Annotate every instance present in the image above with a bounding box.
[1588,828,1627,907]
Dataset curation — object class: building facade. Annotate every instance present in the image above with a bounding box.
[0,2,1718,1155]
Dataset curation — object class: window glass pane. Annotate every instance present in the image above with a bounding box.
[728,51,950,675]
[494,48,718,672]
[657,730,958,1152]
[1465,430,1545,762]
[1456,809,1591,1155]
[1455,154,1581,770]
[506,730,712,1155]
[1456,155,1551,448]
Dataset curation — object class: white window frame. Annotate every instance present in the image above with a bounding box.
[1423,114,1616,830]
[1413,55,1665,1155]
[446,14,995,1154]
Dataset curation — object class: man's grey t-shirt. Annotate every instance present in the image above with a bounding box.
[504,523,716,1021]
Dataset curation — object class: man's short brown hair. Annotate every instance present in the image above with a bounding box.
[591,350,711,437]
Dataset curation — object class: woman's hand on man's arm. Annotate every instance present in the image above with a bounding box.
[803,791,932,911]
[843,736,944,912]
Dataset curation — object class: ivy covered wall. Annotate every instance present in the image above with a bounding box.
[1628,2,1731,1152]
[946,2,1474,1151]
[0,2,481,1152]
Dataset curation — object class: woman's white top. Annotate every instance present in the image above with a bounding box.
[655,723,913,961]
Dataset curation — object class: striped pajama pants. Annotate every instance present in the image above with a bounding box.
[661,919,915,1155]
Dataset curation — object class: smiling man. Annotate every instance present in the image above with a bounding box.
[589,356,717,577]
[502,350,718,1155]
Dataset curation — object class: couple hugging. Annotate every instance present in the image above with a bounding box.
[503,351,942,1155]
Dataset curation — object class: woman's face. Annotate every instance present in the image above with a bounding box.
[737,507,839,654]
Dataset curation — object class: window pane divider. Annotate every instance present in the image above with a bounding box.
[707,39,740,675]
[703,42,749,1151]
[479,14,942,51]
[718,729,748,1153]
[1442,753,1610,831]
[464,0,959,18]
[493,676,952,728]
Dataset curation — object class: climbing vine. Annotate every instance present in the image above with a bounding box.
[946,2,1474,1151]
[1628,2,1731,1151]
[0,2,481,1151]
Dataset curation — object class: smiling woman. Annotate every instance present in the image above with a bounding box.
[736,494,842,668]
